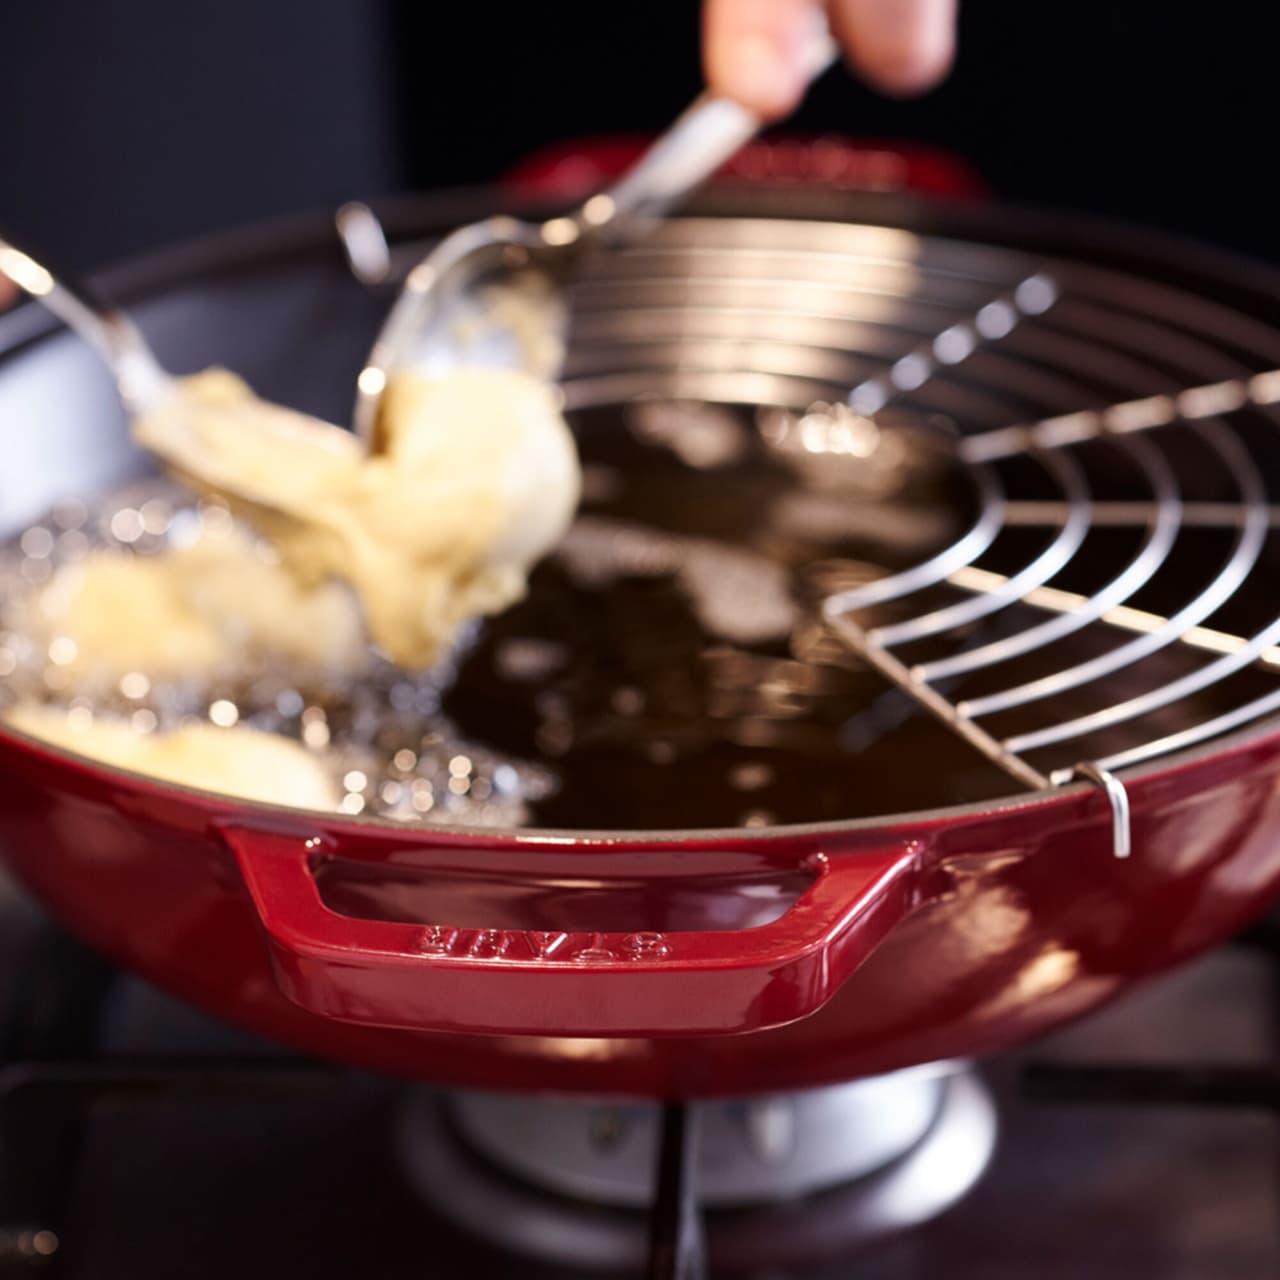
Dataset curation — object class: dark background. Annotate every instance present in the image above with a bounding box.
[2,0,1279,269]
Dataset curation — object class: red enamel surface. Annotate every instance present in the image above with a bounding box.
[504,136,989,203]
[3,721,1280,1099]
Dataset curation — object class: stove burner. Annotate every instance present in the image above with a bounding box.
[398,1067,996,1273]
[448,1065,955,1207]
[0,901,1277,1275]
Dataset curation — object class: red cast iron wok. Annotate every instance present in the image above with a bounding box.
[3,186,1280,1100]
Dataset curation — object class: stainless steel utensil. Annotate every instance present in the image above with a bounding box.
[351,31,837,442]
[0,235,361,532]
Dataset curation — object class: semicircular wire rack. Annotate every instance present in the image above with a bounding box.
[822,364,1280,791]
[786,248,1280,859]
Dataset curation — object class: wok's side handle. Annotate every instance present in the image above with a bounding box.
[219,825,924,1038]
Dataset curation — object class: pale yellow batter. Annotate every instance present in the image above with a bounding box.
[132,366,581,669]
[8,364,579,808]
[3,703,340,810]
[25,522,368,684]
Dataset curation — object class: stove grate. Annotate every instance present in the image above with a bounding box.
[646,1103,706,1280]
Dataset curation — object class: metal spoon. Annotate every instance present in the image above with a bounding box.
[0,234,362,531]
[352,29,837,443]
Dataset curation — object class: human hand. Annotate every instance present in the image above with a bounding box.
[703,0,957,120]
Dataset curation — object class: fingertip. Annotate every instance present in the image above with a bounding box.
[706,32,806,119]
[702,0,817,120]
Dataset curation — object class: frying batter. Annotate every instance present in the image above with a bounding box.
[3,703,340,810]
[24,521,369,684]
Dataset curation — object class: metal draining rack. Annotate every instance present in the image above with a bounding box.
[788,285,1280,865]
[339,207,1280,858]
[820,361,1280,858]
[804,269,1280,859]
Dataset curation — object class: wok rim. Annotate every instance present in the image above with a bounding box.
[1,711,1279,846]
[4,185,1280,845]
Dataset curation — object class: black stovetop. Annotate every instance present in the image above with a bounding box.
[0,866,1276,1280]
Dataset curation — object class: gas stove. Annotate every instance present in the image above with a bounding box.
[0,864,1274,1280]
[7,183,1280,1278]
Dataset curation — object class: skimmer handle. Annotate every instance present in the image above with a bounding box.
[0,231,169,412]
[582,27,838,237]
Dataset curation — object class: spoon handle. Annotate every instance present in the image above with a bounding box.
[0,232,169,411]
[587,27,838,236]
